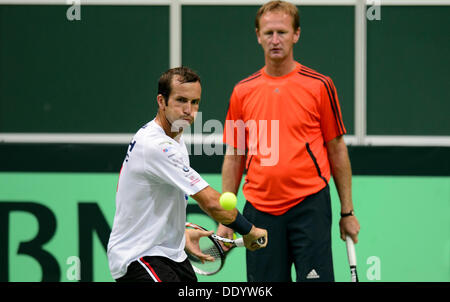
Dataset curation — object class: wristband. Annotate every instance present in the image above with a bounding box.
[224,212,253,235]
[340,210,354,218]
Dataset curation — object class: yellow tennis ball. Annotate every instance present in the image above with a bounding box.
[220,192,237,210]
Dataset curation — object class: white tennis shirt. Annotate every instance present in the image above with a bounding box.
[107,120,208,279]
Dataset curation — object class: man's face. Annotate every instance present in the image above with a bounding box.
[256,11,300,62]
[158,76,201,132]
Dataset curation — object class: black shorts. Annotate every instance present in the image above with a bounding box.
[115,256,197,282]
[244,185,334,282]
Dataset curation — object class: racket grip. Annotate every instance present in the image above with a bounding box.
[234,237,265,247]
[345,235,357,266]
[234,238,244,247]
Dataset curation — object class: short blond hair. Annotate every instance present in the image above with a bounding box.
[255,0,300,31]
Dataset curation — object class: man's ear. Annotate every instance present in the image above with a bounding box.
[157,94,166,110]
[293,27,301,44]
[256,28,262,45]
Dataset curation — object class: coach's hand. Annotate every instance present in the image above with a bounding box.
[339,215,360,243]
[243,226,268,251]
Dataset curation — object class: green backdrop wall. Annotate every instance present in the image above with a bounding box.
[0,5,169,133]
[366,6,450,135]
[2,5,449,135]
[1,172,449,282]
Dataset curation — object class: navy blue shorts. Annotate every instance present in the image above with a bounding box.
[115,256,197,282]
[244,185,334,282]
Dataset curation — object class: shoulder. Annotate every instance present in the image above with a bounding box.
[296,64,335,91]
[136,123,175,154]
[232,68,264,96]
[144,135,177,157]
[236,69,264,86]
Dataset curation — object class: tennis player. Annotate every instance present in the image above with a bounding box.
[218,1,360,282]
[107,67,267,282]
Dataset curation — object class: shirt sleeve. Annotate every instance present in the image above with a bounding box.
[319,76,347,142]
[223,88,247,152]
[144,140,209,196]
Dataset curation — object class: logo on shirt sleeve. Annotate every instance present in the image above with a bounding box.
[158,141,201,186]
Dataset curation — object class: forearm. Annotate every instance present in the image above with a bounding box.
[192,185,254,235]
[327,137,361,241]
[327,137,353,213]
[191,186,237,225]
[221,145,246,194]
[217,146,246,236]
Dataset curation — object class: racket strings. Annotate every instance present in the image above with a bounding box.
[202,246,222,259]
[188,236,224,275]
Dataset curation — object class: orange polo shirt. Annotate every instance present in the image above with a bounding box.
[223,62,346,215]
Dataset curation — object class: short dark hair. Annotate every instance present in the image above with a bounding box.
[255,0,300,31]
[158,66,201,105]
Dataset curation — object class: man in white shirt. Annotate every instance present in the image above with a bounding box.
[107,67,268,282]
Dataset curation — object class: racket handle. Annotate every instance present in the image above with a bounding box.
[234,237,265,247]
[234,238,244,247]
[345,235,357,266]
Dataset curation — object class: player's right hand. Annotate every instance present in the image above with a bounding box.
[243,226,268,251]
[339,215,360,243]
[216,223,235,252]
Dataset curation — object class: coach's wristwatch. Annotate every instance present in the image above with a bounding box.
[340,210,354,218]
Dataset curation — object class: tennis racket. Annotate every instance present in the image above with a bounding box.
[345,235,359,282]
[185,222,265,275]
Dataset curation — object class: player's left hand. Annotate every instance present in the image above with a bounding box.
[184,229,215,263]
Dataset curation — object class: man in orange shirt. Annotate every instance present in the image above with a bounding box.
[219,1,360,281]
